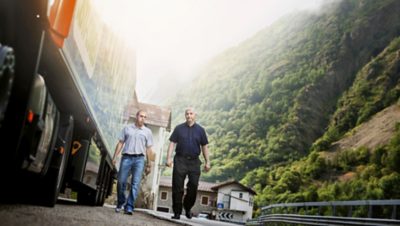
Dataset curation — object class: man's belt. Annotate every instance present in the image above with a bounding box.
[176,153,198,160]
[123,153,144,157]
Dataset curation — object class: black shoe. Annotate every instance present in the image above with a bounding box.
[185,210,193,219]
[124,210,133,215]
[171,213,180,219]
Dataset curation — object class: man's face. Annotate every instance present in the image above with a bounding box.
[185,109,196,124]
[136,111,147,127]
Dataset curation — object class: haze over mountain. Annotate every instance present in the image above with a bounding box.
[167,0,400,211]
[128,0,327,104]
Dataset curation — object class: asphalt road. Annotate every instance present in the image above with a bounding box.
[0,201,183,226]
[0,198,241,226]
[149,210,240,226]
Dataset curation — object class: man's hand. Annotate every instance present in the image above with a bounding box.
[204,162,211,172]
[166,142,175,168]
[145,164,152,175]
[166,158,173,168]
[113,141,123,166]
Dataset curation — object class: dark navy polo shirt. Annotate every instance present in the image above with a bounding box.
[169,122,208,157]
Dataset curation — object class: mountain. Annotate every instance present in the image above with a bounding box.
[167,0,400,209]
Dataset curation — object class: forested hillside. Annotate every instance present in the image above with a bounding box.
[167,0,400,211]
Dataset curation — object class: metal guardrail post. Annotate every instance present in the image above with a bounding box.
[348,205,352,217]
[368,205,372,218]
[392,205,397,219]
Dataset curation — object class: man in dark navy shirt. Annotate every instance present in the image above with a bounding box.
[166,107,210,220]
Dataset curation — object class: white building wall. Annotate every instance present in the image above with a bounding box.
[245,195,253,220]
[215,183,254,222]
[138,125,167,210]
[152,126,168,210]
[230,190,249,211]
[216,185,235,209]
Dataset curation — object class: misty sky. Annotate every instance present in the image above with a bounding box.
[99,0,327,103]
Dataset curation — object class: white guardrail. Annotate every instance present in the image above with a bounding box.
[247,199,400,226]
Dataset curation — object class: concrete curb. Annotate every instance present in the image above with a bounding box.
[135,208,194,226]
[104,204,195,226]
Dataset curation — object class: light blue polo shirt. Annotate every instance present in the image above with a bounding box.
[119,124,153,155]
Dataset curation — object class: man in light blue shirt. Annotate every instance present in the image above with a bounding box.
[112,110,154,215]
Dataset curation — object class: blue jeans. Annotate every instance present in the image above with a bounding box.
[117,155,145,212]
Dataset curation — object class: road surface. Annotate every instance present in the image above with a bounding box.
[145,210,240,226]
[0,199,241,226]
[0,201,181,226]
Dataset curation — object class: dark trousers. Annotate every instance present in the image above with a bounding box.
[172,155,201,215]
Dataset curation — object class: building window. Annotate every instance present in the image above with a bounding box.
[249,196,253,207]
[201,195,209,206]
[160,191,168,200]
[239,193,243,199]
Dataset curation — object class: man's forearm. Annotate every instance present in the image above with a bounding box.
[167,142,175,160]
[202,145,210,163]
[165,142,175,167]
[202,145,211,172]
[113,142,123,160]
[146,147,154,164]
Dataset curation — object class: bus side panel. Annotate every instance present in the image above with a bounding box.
[0,0,47,174]
[68,139,90,184]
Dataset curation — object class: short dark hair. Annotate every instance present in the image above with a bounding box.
[136,109,146,117]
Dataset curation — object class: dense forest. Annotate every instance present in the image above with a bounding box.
[167,0,400,214]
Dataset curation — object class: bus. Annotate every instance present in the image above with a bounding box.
[0,0,136,206]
